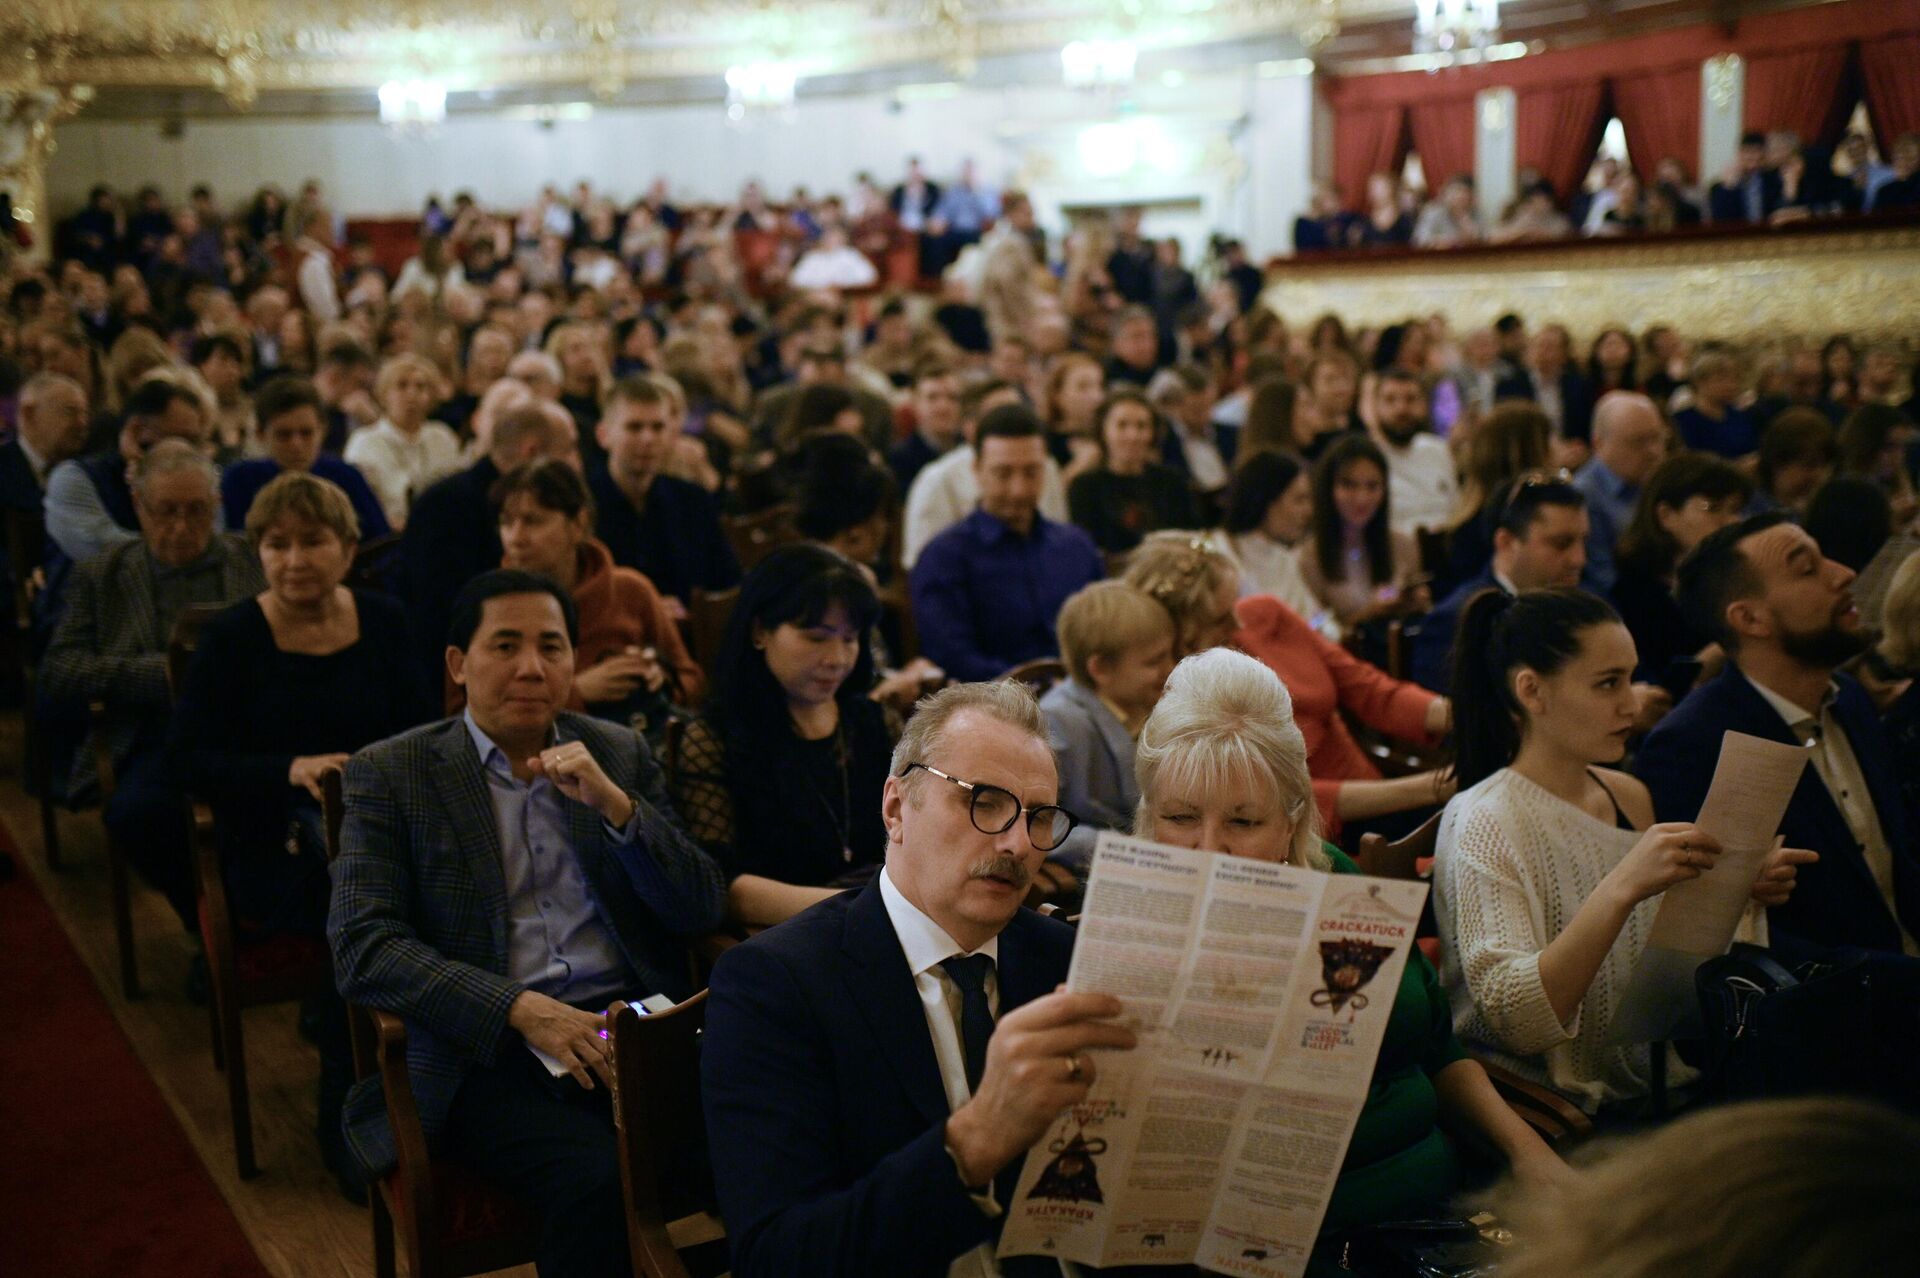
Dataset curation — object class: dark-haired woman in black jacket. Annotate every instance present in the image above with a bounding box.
[669,542,898,928]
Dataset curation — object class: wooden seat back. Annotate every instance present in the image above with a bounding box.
[610,993,728,1278]
[687,586,739,683]
[723,503,799,572]
[1000,657,1067,700]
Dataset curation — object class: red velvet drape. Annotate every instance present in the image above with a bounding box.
[1516,82,1609,199]
[1742,44,1857,149]
[1611,65,1703,180]
[1332,103,1409,210]
[1860,34,1920,152]
[1322,1,1920,211]
[1408,97,1478,191]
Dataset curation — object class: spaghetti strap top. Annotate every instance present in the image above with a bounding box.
[1587,769,1635,832]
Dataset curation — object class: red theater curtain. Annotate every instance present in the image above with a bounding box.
[1860,34,1920,151]
[1742,43,1855,149]
[1409,97,1478,191]
[1611,65,1703,180]
[1516,82,1609,199]
[1333,102,1409,209]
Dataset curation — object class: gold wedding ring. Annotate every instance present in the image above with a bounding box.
[1065,1054,1084,1082]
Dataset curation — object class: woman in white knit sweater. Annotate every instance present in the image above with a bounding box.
[1432,587,1813,1114]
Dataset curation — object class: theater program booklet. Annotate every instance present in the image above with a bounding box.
[997,833,1427,1278]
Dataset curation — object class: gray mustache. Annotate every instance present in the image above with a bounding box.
[968,854,1032,890]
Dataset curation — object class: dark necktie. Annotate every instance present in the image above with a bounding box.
[939,953,996,1094]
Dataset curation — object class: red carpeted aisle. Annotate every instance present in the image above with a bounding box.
[0,835,269,1278]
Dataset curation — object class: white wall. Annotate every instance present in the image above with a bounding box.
[48,68,1317,257]
[1244,70,1318,256]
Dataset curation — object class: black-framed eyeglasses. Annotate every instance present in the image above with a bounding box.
[898,762,1078,852]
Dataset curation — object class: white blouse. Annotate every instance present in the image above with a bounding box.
[1223,532,1336,637]
[1433,767,1709,1111]
[343,417,464,531]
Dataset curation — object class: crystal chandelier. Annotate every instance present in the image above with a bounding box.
[1413,0,1500,56]
[378,80,446,131]
[725,62,798,122]
[1060,40,1137,91]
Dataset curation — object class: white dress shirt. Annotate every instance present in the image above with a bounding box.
[295,238,342,322]
[878,867,1004,1278]
[1380,432,1459,535]
[1169,422,1228,493]
[1748,677,1918,956]
[790,245,880,291]
[879,868,1083,1278]
[1531,373,1566,436]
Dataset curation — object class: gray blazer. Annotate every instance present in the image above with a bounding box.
[328,712,727,1176]
[1040,678,1139,874]
[39,533,264,797]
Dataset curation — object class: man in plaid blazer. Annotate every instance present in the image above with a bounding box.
[40,441,262,928]
[330,569,726,1276]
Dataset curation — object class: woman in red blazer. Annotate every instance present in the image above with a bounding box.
[1124,531,1453,842]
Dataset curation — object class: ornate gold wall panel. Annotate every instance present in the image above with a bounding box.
[1261,227,1920,346]
[0,1,1342,104]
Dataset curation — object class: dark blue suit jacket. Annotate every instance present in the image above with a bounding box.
[400,457,501,697]
[703,881,1075,1278]
[220,454,392,541]
[1635,665,1920,955]
[1493,369,1596,443]
[588,466,741,607]
[1707,170,1784,224]
[1409,566,1501,694]
[0,440,43,605]
[0,440,42,516]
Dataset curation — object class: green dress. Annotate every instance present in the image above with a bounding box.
[1314,844,1473,1256]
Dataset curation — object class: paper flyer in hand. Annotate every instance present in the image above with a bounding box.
[1612,729,1809,1042]
[997,832,1427,1278]
[1645,729,1809,955]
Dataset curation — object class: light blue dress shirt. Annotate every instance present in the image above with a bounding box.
[464,709,638,1008]
[1573,455,1638,597]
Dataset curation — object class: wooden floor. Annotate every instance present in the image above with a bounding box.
[0,713,534,1278]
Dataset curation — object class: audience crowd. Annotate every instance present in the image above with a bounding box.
[1298,128,1920,254]
[2,159,1916,1277]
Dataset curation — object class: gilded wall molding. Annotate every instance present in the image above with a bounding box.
[1260,228,1920,346]
[0,82,93,260]
[0,1,1342,101]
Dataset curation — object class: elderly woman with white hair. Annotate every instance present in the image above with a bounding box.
[1132,648,1567,1253]
[1123,531,1453,848]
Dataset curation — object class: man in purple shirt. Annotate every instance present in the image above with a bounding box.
[910,406,1104,681]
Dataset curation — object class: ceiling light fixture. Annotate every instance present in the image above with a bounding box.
[1413,0,1500,58]
[1061,40,1137,91]
[378,79,447,130]
[725,62,798,122]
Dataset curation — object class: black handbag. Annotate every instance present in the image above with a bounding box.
[1337,1212,1514,1278]
[1694,943,1920,1110]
